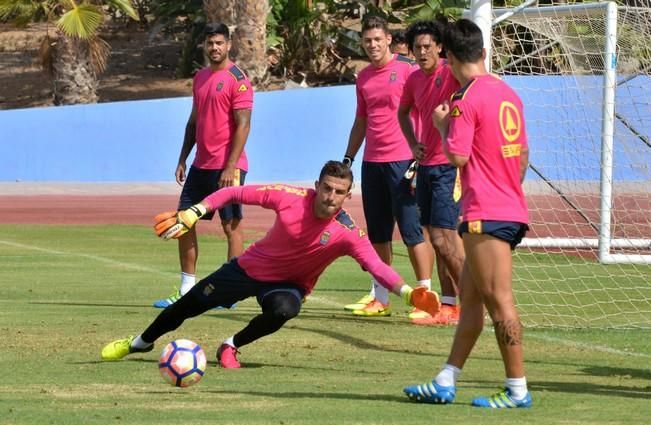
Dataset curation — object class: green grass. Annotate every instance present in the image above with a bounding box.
[1,224,650,424]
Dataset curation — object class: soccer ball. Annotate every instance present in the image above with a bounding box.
[158,339,207,387]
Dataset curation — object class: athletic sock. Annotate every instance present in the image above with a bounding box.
[223,336,236,348]
[131,335,153,350]
[435,363,461,387]
[417,278,432,290]
[505,377,528,400]
[369,278,376,299]
[180,272,196,296]
[441,296,457,306]
[373,278,390,305]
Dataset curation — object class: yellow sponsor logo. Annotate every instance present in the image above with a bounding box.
[501,143,522,158]
[233,168,241,186]
[256,184,308,197]
[450,105,462,118]
[358,228,366,238]
[468,220,482,234]
[453,169,462,202]
[499,101,522,143]
[238,83,248,92]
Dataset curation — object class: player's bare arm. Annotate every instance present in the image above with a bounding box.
[397,104,424,161]
[343,116,367,162]
[520,146,529,183]
[176,104,198,185]
[220,108,252,188]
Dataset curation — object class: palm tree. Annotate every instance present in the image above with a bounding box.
[0,0,138,105]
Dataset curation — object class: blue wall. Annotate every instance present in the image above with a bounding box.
[0,77,648,182]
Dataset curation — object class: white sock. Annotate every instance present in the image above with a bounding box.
[417,278,431,290]
[435,363,461,387]
[505,377,528,400]
[223,336,236,348]
[441,296,457,306]
[369,279,376,298]
[131,335,153,349]
[373,278,390,305]
[180,272,196,295]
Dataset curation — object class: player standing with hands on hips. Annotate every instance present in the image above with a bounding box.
[153,23,253,309]
[403,19,532,408]
[101,161,441,368]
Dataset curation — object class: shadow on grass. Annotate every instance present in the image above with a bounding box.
[531,379,650,400]
[580,365,651,381]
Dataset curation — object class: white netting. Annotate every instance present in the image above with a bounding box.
[491,3,651,328]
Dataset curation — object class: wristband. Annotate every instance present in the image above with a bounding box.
[342,156,354,167]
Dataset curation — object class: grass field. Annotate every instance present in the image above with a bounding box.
[1,224,650,424]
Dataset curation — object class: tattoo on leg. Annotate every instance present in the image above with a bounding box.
[494,320,522,346]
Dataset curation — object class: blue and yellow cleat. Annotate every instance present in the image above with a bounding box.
[404,381,456,404]
[471,388,532,408]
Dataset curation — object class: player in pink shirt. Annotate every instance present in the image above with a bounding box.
[343,16,432,318]
[404,20,532,408]
[101,161,441,368]
[153,23,254,309]
[398,20,464,326]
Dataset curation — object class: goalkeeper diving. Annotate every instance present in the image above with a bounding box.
[102,160,441,368]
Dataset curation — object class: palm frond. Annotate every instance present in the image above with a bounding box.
[0,0,43,23]
[87,36,111,75]
[104,0,139,20]
[56,3,103,39]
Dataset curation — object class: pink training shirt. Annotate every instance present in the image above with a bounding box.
[401,60,460,166]
[192,63,253,171]
[203,184,403,295]
[356,54,415,162]
[445,74,529,223]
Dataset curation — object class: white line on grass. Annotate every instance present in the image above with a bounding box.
[528,333,651,358]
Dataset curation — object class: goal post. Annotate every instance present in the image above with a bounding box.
[467,1,651,328]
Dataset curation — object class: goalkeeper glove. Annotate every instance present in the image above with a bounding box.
[154,203,207,240]
[401,285,441,316]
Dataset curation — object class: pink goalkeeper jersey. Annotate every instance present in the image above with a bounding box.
[445,74,529,223]
[356,54,415,162]
[204,185,403,295]
[401,60,460,166]
[192,63,253,171]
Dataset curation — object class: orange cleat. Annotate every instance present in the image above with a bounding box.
[411,304,460,326]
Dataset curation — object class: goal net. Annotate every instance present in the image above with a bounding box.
[489,2,651,328]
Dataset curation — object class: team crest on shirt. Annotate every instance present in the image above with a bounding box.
[389,71,397,82]
[450,105,462,117]
[216,81,224,92]
[435,76,442,87]
[320,231,331,245]
[238,83,248,92]
[499,101,522,142]
[358,229,366,238]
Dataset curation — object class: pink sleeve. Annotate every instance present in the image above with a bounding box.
[346,232,403,292]
[400,75,415,108]
[203,185,287,211]
[231,78,253,110]
[446,98,475,157]
[355,79,367,118]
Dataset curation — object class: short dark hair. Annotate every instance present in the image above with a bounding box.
[442,19,484,63]
[362,15,389,34]
[391,29,407,45]
[406,20,444,51]
[204,22,230,40]
[319,161,354,189]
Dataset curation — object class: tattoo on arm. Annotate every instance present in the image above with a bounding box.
[493,320,523,346]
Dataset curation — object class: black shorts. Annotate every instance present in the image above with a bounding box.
[458,220,529,250]
[188,259,305,309]
[361,160,424,246]
[178,166,247,221]
[416,164,460,230]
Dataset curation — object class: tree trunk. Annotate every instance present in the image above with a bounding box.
[203,0,236,26]
[51,33,98,105]
[234,0,269,85]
